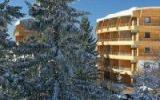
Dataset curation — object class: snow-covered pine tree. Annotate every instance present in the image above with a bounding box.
[132,63,160,100]
[74,16,97,81]
[25,0,108,99]
[0,0,109,99]
[0,0,24,99]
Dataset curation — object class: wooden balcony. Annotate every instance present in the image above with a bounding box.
[101,38,136,46]
[108,52,136,61]
[97,41,103,45]
[111,66,132,75]
[96,25,138,33]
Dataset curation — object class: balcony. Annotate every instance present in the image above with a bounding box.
[111,66,132,75]
[97,16,138,33]
[108,52,136,61]
[108,27,117,32]
[96,25,138,33]
[102,38,136,46]
[97,41,103,45]
[118,25,138,31]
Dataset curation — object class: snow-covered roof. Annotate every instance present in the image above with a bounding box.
[97,7,160,22]
[14,18,34,26]
[14,18,35,34]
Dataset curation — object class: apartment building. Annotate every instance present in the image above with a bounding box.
[14,19,40,43]
[96,7,160,84]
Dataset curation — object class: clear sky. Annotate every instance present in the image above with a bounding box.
[7,0,160,39]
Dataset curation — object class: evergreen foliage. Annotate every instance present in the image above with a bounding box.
[0,0,109,99]
[0,0,24,99]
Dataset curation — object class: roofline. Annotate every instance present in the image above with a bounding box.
[97,6,160,22]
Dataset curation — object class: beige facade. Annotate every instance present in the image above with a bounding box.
[14,19,40,43]
[96,7,160,84]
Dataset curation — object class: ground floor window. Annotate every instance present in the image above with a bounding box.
[144,47,151,53]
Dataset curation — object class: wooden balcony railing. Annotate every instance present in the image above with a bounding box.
[97,22,138,30]
[110,52,132,56]
[111,66,133,75]
[119,23,130,26]
[97,51,132,56]
[112,66,131,71]
[118,38,132,41]
[99,38,132,42]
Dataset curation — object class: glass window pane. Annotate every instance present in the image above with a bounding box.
[144,47,151,53]
[144,32,150,38]
[144,17,151,24]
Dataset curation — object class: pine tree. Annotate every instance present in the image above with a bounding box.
[1,0,109,99]
[74,16,97,81]
[0,0,24,99]
[132,63,160,100]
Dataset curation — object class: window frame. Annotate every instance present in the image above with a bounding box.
[144,47,151,54]
[144,17,151,24]
[144,32,151,38]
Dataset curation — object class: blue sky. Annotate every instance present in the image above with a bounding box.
[7,0,160,39]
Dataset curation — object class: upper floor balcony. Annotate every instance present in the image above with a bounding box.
[97,31,137,46]
[97,25,138,34]
[97,45,137,58]
[104,38,136,46]
[108,59,136,75]
[108,52,136,61]
[111,66,132,75]
[96,16,138,34]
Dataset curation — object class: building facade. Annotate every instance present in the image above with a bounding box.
[96,7,160,84]
[14,19,40,43]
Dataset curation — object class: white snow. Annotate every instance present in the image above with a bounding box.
[97,7,160,22]
[140,85,153,91]
[137,60,159,71]
[14,17,34,26]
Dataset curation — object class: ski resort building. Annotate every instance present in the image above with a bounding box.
[14,19,40,43]
[96,7,160,84]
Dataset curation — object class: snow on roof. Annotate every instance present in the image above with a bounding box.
[14,18,36,32]
[14,18,34,26]
[97,7,160,22]
[97,7,137,22]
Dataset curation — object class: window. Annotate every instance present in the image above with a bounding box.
[144,32,150,38]
[144,17,151,24]
[144,47,151,53]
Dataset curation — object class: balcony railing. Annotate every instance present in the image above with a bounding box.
[99,38,132,42]
[97,51,132,56]
[118,38,132,41]
[112,66,131,71]
[97,23,138,32]
[108,23,132,28]
[108,52,136,61]
[111,66,132,75]
[110,52,132,56]
[119,23,130,26]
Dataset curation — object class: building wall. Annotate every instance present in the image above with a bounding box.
[139,31,160,41]
[14,23,41,43]
[96,8,160,84]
